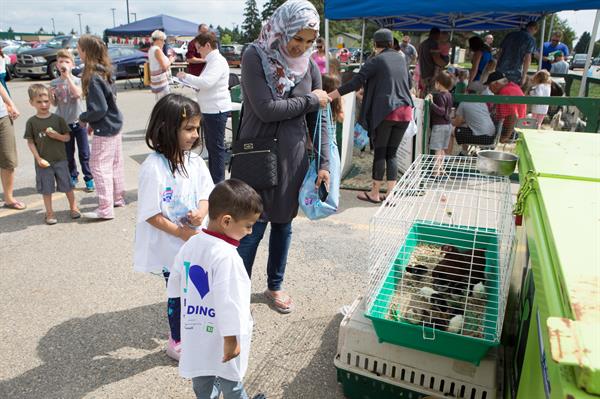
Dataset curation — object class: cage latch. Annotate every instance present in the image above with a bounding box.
[513,171,537,216]
[422,323,436,340]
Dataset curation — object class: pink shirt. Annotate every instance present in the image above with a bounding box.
[385,105,413,122]
[311,51,327,74]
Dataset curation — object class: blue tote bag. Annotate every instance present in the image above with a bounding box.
[299,105,341,220]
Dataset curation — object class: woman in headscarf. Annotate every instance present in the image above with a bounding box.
[236,0,330,314]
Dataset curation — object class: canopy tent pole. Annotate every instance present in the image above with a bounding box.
[538,15,546,71]
[325,19,330,73]
[579,9,600,97]
[547,14,555,41]
[359,19,366,64]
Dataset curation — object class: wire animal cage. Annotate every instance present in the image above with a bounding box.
[365,155,516,364]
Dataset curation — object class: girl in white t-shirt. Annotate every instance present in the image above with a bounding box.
[134,94,214,361]
[529,70,552,129]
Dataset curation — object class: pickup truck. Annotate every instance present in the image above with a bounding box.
[16,35,79,79]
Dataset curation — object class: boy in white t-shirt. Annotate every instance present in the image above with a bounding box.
[167,179,264,399]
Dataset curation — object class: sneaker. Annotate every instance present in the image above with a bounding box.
[82,211,114,220]
[166,335,181,361]
[85,179,95,193]
[45,215,58,225]
[71,176,78,188]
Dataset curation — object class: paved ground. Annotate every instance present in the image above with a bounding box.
[0,77,380,399]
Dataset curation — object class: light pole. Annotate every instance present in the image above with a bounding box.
[131,12,137,22]
[51,18,56,34]
[111,8,116,27]
[77,13,82,35]
[126,0,130,24]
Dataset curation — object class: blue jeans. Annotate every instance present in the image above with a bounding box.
[237,221,292,291]
[202,112,228,183]
[66,122,93,181]
[192,376,248,399]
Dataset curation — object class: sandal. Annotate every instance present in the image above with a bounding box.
[70,210,81,219]
[3,200,26,210]
[45,215,58,225]
[264,290,294,314]
[356,191,381,204]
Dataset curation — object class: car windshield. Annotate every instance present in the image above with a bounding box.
[45,38,70,49]
[172,42,186,48]
[574,55,587,61]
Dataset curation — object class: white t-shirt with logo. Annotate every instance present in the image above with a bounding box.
[167,231,253,382]
[134,152,214,273]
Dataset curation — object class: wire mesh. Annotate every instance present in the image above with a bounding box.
[367,155,515,343]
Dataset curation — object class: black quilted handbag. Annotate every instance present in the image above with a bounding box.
[229,107,279,190]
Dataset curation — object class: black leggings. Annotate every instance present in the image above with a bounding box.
[372,120,410,181]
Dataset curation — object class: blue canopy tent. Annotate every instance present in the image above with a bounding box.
[324,0,600,94]
[324,0,600,30]
[105,14,199,37]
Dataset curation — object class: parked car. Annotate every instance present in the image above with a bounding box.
[1,45,29,79]
[221,44,243,67]
[593,56,600,66]
[16,35,78,79]
[170,41,188,62]
[74,46,147,79]
[569,53,588,70]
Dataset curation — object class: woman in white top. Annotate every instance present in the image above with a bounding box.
[177,31,231,183]
[148,30,175,101]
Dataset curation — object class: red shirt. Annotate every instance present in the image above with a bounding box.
[496,82,526,120]
[185,40,206,76]
[385,105,413,122]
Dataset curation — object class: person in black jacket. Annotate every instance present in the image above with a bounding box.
[77,35,125,220]
[329,29,413,203]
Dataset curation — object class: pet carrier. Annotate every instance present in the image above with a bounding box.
[365,155,516,364]
[336,296,500,399]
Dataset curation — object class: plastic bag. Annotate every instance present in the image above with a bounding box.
[299,105,341,220]
[353,122,369,149]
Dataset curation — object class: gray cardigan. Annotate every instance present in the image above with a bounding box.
[240,46,329,223]
[79,66,123,136]
[338,48,413,133]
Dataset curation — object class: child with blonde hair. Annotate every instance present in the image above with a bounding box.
[529,69,552,129]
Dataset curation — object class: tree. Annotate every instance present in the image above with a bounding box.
[221,33,233,45]
[242,0,262,43]
[7,27,14,33]
[85,25,91,34]
[70,28,77,35]
[57,31,65,35]
[37,27,45,34]
[261,0,286,21]
[575,31,591,54]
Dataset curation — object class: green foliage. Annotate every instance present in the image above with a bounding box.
[261,0,286,22]
[221,33,233,45]
[7,27,14,33]
[486,15,576,51]
[242,0,262,43]
[575,31,591,54]
[85,25,91,35]
[70,28,77,35]
[37,27,45,34]
[57,31,65,36]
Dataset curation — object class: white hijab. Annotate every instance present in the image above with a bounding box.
[252,0,320,99]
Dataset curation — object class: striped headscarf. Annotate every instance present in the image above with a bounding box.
[252,0,320,98]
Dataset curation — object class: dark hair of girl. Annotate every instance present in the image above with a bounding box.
[469,36,491,53]
[145,94,201,177]
[321,74,342,119]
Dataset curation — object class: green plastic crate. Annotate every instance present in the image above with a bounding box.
[365,221,501,365]
[336,367,429,399]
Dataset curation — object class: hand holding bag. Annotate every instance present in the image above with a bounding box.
[299,105,341,220]
[229,106,279,191]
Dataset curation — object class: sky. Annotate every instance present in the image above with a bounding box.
[0,1,598,42]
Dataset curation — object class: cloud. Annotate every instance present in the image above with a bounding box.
[0,0,267,35]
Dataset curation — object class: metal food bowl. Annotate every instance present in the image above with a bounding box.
[477,150,518,176]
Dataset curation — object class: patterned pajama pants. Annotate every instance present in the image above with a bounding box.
[90,133,125,218]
